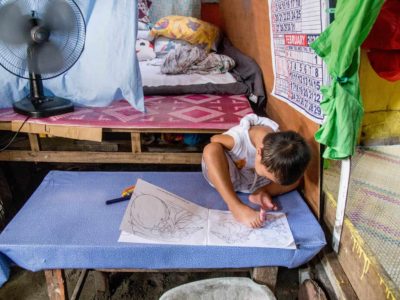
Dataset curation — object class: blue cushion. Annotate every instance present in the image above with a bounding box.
[0,0,144,111]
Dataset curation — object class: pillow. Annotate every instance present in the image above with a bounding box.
[154,37,191,58]
[138,0,152,24]
[151,16,220,51]
[136,40,156,61]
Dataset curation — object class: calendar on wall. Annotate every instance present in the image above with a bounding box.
[268,0,330,124]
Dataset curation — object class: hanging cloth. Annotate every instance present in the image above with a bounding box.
[310,0,384,159]
[362,0,400,82]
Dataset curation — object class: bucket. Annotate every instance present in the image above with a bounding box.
[160,277,276,300]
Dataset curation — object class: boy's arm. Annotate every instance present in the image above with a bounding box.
[210,134,234,150]
[204,134,265,228]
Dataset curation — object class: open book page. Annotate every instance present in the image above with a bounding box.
[119,179,208,245]
[119,179,296,249]
[207,210,296,249]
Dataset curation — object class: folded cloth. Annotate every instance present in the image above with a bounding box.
[154,37,191,58]
[137,29,153,41]
[161,45,235,75]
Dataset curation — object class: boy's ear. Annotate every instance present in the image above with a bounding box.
[256,147,263,156]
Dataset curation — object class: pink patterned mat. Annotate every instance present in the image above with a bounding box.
[0,95,253,130]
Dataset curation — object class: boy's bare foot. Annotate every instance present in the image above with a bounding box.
[229,203,264,228]
[249,191,278,211]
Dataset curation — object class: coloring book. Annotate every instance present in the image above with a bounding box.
[119,179,296,249]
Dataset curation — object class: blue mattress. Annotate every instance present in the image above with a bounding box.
[0,171,326,286]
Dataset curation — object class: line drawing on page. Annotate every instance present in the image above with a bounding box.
[119,179,296,249]
[209,211,294,247]
[127,193,206,241]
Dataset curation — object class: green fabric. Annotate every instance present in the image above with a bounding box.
[310,0,384,160]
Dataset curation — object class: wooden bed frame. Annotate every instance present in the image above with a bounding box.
[0,122,218,164]
[44,267,278,300]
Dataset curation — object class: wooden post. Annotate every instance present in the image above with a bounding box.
[321,251,358,299]
[44,269,67,300]
[70,269,88,300]
[131,132,141,153]
[94,271,110,300]
[251,266,278,293]
[28,133,40,152]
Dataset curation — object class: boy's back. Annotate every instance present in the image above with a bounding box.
[202,114,311,228]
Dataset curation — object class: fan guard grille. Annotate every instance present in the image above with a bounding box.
[0,0,85,80]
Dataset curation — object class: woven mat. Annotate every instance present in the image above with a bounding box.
[0,95,252,130]
[324,146,400,289]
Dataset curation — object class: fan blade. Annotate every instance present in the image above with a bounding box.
[0,3,27,44]
[33,42,64,74]
[43,0,76,33]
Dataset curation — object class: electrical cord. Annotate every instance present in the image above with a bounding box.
[0,116,30,152]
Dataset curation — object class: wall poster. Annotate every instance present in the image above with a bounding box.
[268,0,330,124]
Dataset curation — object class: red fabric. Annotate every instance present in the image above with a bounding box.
[363,0,400,50]
[367,50,400,82]
[362,0,400,81]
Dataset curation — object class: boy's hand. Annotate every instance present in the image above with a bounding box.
[229,202,264,228]
[249,191,278,211]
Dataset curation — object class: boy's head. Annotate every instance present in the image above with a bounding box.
[256,131,311,185]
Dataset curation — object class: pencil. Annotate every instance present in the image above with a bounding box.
[105,195,131,205]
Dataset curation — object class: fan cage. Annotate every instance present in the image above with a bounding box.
[0,0,86,80]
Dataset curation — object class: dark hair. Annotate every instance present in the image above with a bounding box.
[261,131,311,185]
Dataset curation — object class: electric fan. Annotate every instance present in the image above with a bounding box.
[0,0,85,118]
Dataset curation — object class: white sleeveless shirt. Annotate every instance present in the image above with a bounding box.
[223,114,279,193]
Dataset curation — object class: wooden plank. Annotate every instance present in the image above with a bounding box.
[70,269,88,300]
[323,192,399,300]
[105,128,223,134]
[251,266,278,293]
[219,0,321,217]
[332,158,351,253]
[94,271,110,300]
[44,269,67,300]
[28,134,40,151]
[321,251,358,299]
[0,150,202,164]
[0,122,12,131]
[97,268,251,273]
[11,122,103,142]
[131,132,141,153]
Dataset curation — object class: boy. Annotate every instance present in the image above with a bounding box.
[202,114,311,228]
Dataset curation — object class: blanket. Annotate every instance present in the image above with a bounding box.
[161,45,235,75]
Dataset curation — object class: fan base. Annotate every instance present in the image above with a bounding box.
[13,96,74,118]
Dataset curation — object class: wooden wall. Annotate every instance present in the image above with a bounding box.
[219,0,321,216]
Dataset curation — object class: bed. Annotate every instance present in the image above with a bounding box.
[0,36,264,165]
[0,93,253,164]
[141,37,267,117]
